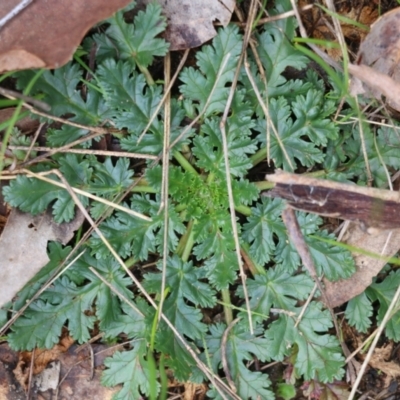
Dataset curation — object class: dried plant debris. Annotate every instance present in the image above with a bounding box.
[137,0,235,50]
[353,7,400,111]
[0,0,133,72]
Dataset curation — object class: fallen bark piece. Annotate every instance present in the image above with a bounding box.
[266,171,400,230]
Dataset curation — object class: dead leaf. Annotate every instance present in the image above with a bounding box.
[0,208,84,307]
[0,0,133,72]
[369,343,400,378]
[137,0,235,50]
[8,342,118,399]
[352,7,400,111]
[324,223,400,307]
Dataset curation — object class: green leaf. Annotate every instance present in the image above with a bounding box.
[345,292,373,333]
[307,231,355,281]
[256,97,324,169]
[344,126,400,187]
[16,65,112,146]
[102,340,153,400]
[293,302,345,382]
[144,256,216,308]
[266,302,345,382]
[205,323,274,400]
[242,197,285,265]
[90,194,184,259]
[366,270,400,341]
[291,90,339,146]
[243,269,314,323]
[93,3,169,67]
[90,157,134,218]
[180,25,243,115]
[97,59,162,134]
[8,277,96,350]
[3,154,92,222]
[254,0,308,96]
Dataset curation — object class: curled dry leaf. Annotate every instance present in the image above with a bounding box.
[0,208,84,308]
[0,0,133,72]
[137,0,235,50]
[351,7,400,111]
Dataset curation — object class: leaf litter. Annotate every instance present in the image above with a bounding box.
[3,0,395,398]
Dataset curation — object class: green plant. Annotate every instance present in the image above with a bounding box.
[2,1,400,399]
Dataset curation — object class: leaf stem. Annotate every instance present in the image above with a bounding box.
[221,288,233,325]
[173,149,198,175]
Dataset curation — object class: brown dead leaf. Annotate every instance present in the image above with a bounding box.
[10,342,118,399]
[0,0,133,72]
[353,7,400,111]
[0,208,84,307]
[137,0,235,50]
[324,224,400,307]
[361,343,400,388]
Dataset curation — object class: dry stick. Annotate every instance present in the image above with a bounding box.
[235,5,271,163]
[157,52,172,320]
[17,169,151,221]
[24,122,44,162]
[349,284,400,400]
[0,250,85,336]
[7,145,157,160]
[0,87,50,111]
[52,169,239,400]
[354,96,373,185]
[17,131,112,169]
[26,348,35,400]
[219,0,259,335]
[243,58,294,171]
[89,267,145,318]
[137,49,189,144]
[221,318,240,392]
[0,0,33,29]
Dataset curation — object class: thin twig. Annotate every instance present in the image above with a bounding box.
[221,318,240,392]
[89,267,144,316]
[15,169,151,221]
[0,87,50,111]
[158,52,171,320]
[24,122,44,162]
[219,0,258,334]
[137,49,189,143]
[0,0,33,30]
[6,145,157,160]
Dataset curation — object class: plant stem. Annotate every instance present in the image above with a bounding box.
[250,147,268,166]
[254,180,274,191]
[221,288,233,325]
[235,204,251,217]
[173,149,198,175]
[177,220,194,261]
